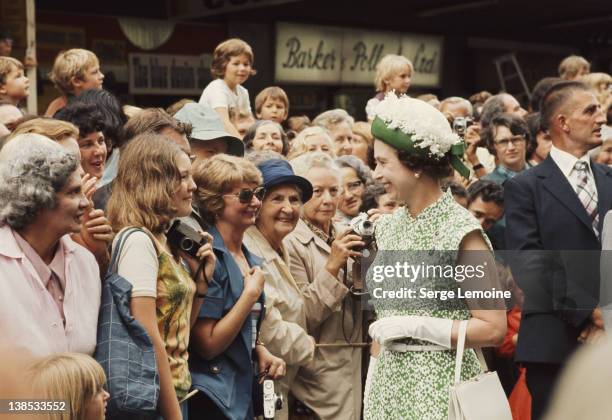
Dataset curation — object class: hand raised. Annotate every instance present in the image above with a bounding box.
[244,266,265,300]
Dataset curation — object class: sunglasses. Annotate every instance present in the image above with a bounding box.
[224,186,266,204]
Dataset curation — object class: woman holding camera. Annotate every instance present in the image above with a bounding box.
[284,152,365,420]
[363,95,506,419]
[334,155,374,227]
[188,154,285,420]
[107,133,216,420]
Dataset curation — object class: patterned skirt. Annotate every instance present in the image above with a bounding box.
[363,346,482,420]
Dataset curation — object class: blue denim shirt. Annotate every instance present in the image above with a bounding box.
[189,225,264,420]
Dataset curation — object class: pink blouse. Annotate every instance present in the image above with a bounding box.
[0,225,101,357]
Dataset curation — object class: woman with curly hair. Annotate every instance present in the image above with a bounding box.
[286,126,335,160]
[56,102,107,181]
[189,154,285,420]
[0,134,100,357]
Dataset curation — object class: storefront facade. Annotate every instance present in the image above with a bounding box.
[4,0,609,116]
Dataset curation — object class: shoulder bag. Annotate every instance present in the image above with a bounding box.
[448,320,512,420]
[94,227,160,419]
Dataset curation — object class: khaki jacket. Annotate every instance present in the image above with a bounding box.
[283,219,363,420]
[244,226,315,420]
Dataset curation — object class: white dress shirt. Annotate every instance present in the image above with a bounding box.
[549,144,598,201]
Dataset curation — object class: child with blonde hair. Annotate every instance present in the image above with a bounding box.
[45,48,104,117]
[365,54,413,120]
[0,56,29,106]
[255,86,289,124]
[199,38,255,137]
[28,352,110,420]
[558,55,590,80]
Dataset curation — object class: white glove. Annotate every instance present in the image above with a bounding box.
[368,315,453,348]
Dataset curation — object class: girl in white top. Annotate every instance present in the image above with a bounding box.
[365,54,414,121]
[199,38,255,138]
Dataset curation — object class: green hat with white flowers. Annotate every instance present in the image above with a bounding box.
[371,93,470,178]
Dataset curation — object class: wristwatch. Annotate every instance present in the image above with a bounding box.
[472,163,484,171]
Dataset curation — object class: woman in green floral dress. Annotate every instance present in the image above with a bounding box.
[363,94,507,420]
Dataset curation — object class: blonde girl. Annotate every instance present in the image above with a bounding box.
[365,54,414,121]
[28,352,109,420]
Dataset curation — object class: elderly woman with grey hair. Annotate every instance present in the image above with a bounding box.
[284,151,364,419]
[312,109,355,157]
[334,155,374,227]
[287,126,336,160]
[0,134,101,357]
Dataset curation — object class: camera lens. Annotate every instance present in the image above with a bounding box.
[180,238,194,251]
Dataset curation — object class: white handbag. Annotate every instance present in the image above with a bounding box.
[448,320,512,420]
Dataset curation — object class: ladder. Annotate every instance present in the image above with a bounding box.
[494,53,531,105]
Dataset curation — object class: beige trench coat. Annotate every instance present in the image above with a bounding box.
[245,226,330,420]
[283,219,364,420]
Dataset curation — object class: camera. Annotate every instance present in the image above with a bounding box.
[262,379,283,420]
[452,116,474,137]
[166,220,208,259]
[348,213,377,298]
[349,212,375,258]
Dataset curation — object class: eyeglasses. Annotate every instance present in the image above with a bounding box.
[345,180,363,193]
[223,186,266,204]
[494,135,526,148]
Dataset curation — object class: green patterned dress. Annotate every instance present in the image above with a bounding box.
[364,191,489,420]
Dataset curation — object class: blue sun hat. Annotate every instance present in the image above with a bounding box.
[371,93,470,178]
[256,158,313,202]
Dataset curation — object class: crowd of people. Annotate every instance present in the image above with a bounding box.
[0,34,611,420]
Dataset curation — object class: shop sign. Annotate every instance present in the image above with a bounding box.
[275,22,442,88]
[128,53,212,95]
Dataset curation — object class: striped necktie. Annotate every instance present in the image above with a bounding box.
[572,161,599,236]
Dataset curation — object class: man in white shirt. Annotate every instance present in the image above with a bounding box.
[504,80,611,419]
